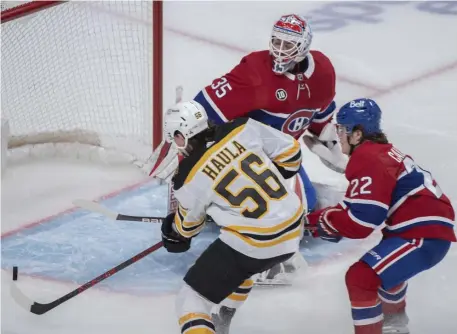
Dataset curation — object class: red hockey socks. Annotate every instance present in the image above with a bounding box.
[346,261,383,334]
[378,282,407,314]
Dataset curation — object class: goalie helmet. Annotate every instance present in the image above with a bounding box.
[269,14,313,74]
[163,100,209,150]
[336,98,382,135]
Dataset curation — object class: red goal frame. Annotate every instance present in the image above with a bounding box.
[1,0,164,150]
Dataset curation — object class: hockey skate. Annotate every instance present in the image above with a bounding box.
[382,311,410,334]
[253,252,307,286]
[211,306,236,334]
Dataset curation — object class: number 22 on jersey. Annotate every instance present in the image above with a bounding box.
[349,177,373,197]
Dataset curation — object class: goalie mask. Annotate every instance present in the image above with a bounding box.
[269,14,313,74]
[163,100,209,154]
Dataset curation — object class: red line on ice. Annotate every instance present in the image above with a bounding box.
[371,60,457,98]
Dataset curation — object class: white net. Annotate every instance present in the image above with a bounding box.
[1,1,155,166]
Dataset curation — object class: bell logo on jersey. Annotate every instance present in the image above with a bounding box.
[275,89,287,101]
[281,109,316,137]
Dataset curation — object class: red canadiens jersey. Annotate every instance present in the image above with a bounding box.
[321,141,456,241]
[193,50,336,139]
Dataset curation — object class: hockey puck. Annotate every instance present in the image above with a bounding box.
[12,266,18,281]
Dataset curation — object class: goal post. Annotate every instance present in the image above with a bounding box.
[1,1,164,168]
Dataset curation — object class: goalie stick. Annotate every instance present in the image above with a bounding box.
[10,240,163,315]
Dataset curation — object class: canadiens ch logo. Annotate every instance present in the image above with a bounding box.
[275,89,287,101]
[281,109,316,137]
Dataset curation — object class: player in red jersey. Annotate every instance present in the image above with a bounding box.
[150,14,344,211]
[193,13,345,214]
[306,98,456,334]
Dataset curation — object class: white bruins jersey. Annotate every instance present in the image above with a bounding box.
[172,118,304,259]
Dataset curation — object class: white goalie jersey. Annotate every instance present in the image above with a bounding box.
[171,118,305,259]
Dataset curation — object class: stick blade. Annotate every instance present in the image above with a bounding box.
[10,281,35,312]
[73,199,118,220]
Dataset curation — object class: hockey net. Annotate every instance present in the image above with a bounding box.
[1,1,163,170]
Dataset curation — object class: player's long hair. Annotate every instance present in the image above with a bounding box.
[187,120,218,151]
[353,125,389,144]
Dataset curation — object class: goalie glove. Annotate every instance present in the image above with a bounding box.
[303,123,348,174]
[161,213,191,253]
[135,140,179,181]
[135,86,184,178]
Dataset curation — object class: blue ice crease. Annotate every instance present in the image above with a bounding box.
[1,180,358,295]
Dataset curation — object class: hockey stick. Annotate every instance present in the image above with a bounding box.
[10,240,163,314]
[73,199,165,223]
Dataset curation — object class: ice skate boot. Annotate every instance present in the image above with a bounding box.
[382,311,410,334]
[253,252,307,286]
[211,306,236,334]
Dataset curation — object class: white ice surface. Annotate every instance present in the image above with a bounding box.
[2,2,457,333]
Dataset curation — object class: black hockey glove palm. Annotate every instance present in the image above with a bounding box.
[161,213,191,253]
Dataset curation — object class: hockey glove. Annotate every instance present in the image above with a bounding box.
[303,135,347,174]
[161,213,191,253]
[306,208,342,243]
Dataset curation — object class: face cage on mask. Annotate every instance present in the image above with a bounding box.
[270,38,303,74]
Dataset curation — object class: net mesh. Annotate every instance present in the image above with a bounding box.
[1,1,154,163]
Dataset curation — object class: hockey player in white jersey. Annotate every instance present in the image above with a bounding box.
[161,100,305,333]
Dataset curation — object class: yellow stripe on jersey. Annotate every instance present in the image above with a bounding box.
[184,124,246,185]
[273,138,300,163]
[275,159,302,169]
[228,293,249,302]
[178,205,204,229]
[240,279,254,288]
[174,208,205,239]
[224,228,301,248]
[179,312,215,334]
[222,206,303,248]
[227,278,253,302]
[179,204,188,215]
[179,313,212,326]
[226,205,303,234]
